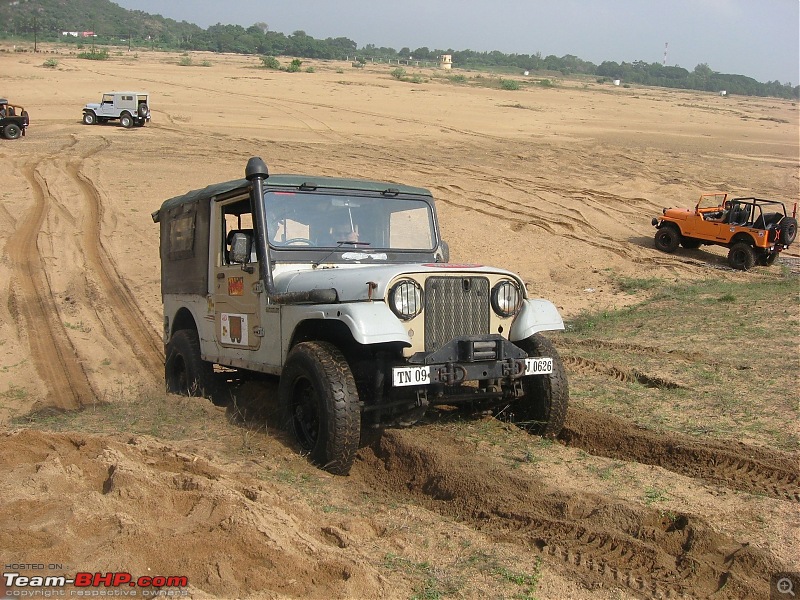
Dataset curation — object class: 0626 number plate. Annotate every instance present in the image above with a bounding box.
[392,366,431,387]
[524,357,553,375]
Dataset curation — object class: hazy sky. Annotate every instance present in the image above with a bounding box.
[112,0,799,84]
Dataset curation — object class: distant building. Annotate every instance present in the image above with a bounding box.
[439,54,452,70]
[62,31,97,38]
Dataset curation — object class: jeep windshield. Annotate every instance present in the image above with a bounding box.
[265,191,436,251]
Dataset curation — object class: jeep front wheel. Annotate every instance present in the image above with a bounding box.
[513,333,569,437]
[120,112,134,128]
[279,341,361,475]
[654,226,680,253]
[727,242,756,270]
[3,123,22,139]
[82,112,96,125]
[165,329,219,402]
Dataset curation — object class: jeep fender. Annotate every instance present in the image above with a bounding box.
[282,302,411,347]
[509,299,565,341]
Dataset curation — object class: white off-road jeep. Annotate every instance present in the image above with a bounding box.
[152,157,569,474]
[82,91,150,128]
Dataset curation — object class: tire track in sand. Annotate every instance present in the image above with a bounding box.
[356,429,785,599]
[66,144,164,377]
[560,408,799,503]
[6,157,97,409]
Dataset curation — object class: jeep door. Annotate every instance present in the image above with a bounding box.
[97,94,116,117]
[214,206,263,353]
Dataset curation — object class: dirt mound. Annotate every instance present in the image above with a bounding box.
[0,429,388,599]
[559,408,800,502]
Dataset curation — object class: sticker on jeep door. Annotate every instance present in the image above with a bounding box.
[221,313,248,345]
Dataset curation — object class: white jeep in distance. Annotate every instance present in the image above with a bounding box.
[82,91,150,128]
[152,157,569,475]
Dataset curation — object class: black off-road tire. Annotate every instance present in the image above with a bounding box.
[654,226,681,253]
[120,112,134,128]
[779,217,797,246]
[680,237,702,249]
[758,252,778,266]
[727,242,756,271]
[3,123,21,139]
[512,333,569,437]
[165,329,220,403]
[138,103,149,118]
[82,112,96,125]
[279,341,361,475]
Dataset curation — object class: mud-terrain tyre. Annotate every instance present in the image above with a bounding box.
[82,112,96,125]
[279,341,361,475]
[757,252,778,267]
[120,112,134,128]
[3,123,21,139]
[727,242,756,271]
[165,329,220,403]
[680,237,702,249]
[513,333,569,437]
[654,226,680,253]
[138,103,149,118]
[779,217,797,246]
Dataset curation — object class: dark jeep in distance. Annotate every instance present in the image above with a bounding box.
[152,157,569,475]
[0,98,30,139]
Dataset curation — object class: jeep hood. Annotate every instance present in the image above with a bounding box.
[84,103,101,111]
[272,263,525,303]
[663,208,692,220]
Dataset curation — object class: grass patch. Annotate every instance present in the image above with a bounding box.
[560,273,800,450]
[77,49,109,61]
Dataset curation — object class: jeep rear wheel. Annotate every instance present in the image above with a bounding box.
[654,226,680,253]
[3,123,21,139]
[279,341,360,475]
[513,334,569,437]
[758,251,778,266]
[82,112,96,125]
[120,113,134,128]
[779,217,797,245]
[165,329,220,403]
[727,242,756,271]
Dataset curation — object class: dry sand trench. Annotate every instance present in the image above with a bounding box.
[0,48,798,599]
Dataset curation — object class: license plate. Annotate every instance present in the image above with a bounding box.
[524,357,553,375]
[392,366,431,387]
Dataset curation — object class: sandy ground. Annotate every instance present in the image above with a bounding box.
[0,46,798,599]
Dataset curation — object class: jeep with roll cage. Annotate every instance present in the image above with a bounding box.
[652,193,798,270]
[82,91,150,128]
[0,98,30,139]
[152,157,569,475]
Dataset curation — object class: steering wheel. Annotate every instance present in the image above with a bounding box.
[283,238,312,246]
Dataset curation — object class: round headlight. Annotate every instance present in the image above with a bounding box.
[389,279,423,320]
[492,280,523,317]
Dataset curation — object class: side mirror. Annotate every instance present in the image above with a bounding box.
[230,232,252,264]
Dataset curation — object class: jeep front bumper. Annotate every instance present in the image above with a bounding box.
[391,335,551,387]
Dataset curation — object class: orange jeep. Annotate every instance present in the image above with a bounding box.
[652,194,797,270]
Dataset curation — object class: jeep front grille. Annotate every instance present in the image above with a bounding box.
[424,276,490,352]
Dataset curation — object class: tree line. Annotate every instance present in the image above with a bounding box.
[1,0,796,99]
